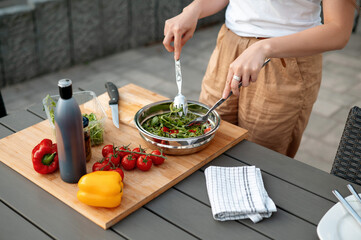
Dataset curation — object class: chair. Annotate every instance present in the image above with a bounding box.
[0,91,6,118]
[331,106,361,185]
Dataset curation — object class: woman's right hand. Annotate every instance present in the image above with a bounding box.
[163,7,200,60]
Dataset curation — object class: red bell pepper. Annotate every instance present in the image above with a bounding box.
[31,139,59,174]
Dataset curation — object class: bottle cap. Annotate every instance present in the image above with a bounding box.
[83,116,89,128]
[58,79,73,99]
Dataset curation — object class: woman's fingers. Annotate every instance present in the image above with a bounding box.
[181,31,194,47]
[163,20,168,36]
[174,30,182,60]
[230,74,242,96]
[163,31,175,53]
[241,72,250,87]
[163,30,193,59]
[222,41,267,99]
[163,25,186,59]
[222,70,234,99]
[223,64,261,98]
[250,72,258,82]
[163,10,199,59]
[163,30,192,59]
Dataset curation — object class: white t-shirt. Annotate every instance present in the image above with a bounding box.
[225,0,322,38]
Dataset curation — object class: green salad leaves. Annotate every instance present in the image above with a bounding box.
[44,94,57,125]
[43,94,104,146]
[142,104,212,138]
[82,113,104,146]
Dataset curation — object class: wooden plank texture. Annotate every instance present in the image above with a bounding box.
[0,84,248,229]
[78,79,130,97]
[27,103,47,120]
[199,153,335,225]
[96,83,170,126]
[0,201,51,240]
[0,162,124,240]
[225,141,361,202]
[0,124,14,138]
[0,110,42,131]
[174,169,318,240]
[146,188,270,240]
[113,207,196,240]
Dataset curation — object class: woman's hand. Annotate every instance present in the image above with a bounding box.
[163,0,229,60]
[163,7,200,60]
[222,41,267,99]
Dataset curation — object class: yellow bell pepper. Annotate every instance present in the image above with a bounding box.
[77,171,123,208]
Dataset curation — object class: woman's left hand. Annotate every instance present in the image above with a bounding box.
[222,41,267,99]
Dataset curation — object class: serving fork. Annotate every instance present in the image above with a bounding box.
[173,59,188,117]
[186,58,270,127]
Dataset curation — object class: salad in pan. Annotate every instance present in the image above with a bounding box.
[141,104,212,138]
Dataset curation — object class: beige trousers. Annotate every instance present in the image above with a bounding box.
[199,25,322,158]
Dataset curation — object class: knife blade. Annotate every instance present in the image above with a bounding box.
[105,82,119,128]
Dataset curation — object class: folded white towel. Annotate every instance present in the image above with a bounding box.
[204,166,277,223]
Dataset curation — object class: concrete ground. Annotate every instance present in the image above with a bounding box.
[2,23,361,173]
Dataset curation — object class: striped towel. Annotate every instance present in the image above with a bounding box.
[204,166,277,223]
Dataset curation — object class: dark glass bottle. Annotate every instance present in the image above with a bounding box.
[55,79,87,183]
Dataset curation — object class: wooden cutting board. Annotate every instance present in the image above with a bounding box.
[0,84,247,229]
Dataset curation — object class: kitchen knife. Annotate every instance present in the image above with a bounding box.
[105,82,119,128]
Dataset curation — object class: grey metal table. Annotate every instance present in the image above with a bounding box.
[1,88,360,240]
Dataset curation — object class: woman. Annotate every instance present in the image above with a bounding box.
[163,0,356,157]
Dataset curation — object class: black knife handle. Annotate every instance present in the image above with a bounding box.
[105,82,119,105]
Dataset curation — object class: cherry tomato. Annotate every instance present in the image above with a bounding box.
[169,129,179,134]
[132,146,146,159]
[160,140,169,145]
[137,155,152,171]
[109,167,124,182]
[116,145,130,159]
[105,152,120,167]
[149,150,165,165]
[121,154,137,170]
[189,129,196,133]
[102,144,114,157]
[204,127,212,134]
[162,126,169,132]
[92,159,110,172]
